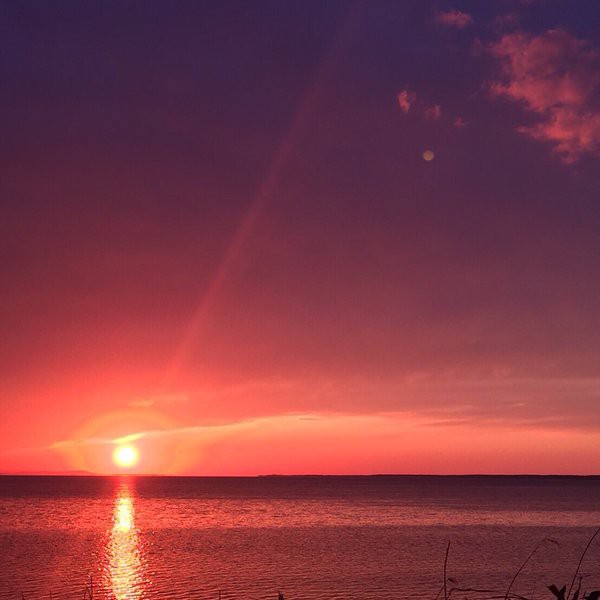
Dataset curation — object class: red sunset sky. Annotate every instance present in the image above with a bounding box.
[1,0,600,475]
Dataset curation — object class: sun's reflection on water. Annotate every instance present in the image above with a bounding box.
[103,481,147,599]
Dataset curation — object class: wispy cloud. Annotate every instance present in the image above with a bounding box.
[128,394,189,408]
[397,89,415,113]
[397,91,446,122]
[128,399,155,408]
[490,28,600,162]
[424,104,442,120]
[38,403,600,474]
[434,9,473,29]
[493,13,520,31]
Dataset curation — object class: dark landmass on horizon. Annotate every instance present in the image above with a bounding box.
[2,472,600,479]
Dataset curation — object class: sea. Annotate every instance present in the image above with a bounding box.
[1,475,599,600]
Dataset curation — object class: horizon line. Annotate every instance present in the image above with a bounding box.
[2,472,600,478]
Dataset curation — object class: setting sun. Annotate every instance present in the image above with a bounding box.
[112,445,139,469]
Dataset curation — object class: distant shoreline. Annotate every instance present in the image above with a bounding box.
[2,472,600,478]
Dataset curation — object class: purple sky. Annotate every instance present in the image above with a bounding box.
[1,0,600,474]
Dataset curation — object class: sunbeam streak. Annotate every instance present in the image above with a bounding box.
[162,4,362,384]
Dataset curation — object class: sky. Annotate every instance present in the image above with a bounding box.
[1,0,600,475]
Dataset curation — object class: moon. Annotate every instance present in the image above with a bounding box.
[112,444,139,469]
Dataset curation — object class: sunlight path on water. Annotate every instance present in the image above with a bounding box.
[103,481,148,599]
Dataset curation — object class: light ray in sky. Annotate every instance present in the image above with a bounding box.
[162,4,362,384]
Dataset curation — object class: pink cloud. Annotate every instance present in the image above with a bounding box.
[490,29,599,111]
[424,104,442,120]
[453,116,468,128]
[397,89,416,113]
[520,109,600,163]
[490,28,600,162]
[434,9,473,29]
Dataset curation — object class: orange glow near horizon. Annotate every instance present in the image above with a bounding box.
[5,408,600,476]
[48,408,183,475]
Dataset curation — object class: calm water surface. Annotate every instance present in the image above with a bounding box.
[1,476,599,600]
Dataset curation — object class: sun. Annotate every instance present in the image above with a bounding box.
[112,444,139,469]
